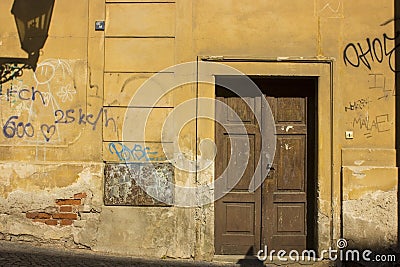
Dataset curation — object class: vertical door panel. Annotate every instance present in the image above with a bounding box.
[214,76,262,255]
[261,80,311,252]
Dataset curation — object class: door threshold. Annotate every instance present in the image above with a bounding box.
[213,254,259,263]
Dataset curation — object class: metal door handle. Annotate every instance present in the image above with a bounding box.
[265,154,275,178]
[266,163,275,178]
[266,164,275,171]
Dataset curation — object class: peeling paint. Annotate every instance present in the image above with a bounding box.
[285,126,294,132]
[284,143,292,150]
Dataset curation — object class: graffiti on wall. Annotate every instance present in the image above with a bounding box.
[343,32,400,73]
[55,108,115,131]
[353,113,391,139]
[343,24,396,140]
[368,73,395,100]
[0,59,116,145]
[316,0,343,18]
[344,98,370,112]
[108,142,167,162]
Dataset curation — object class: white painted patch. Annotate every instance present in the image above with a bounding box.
[286,126,294,132]
[284,143,292,150]
[78,167,93,185]
[352,172,366,179]
[9,163,37,179]
[347,166,372,173]
[347,166,373,179]
[277,57,289,61]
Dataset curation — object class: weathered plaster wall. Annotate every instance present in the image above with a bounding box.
[0,0,397,261]
[190,0,397,255]
[0,0,107,252]
[336,2,398,251]
[342,149,398,249]
[0,162,103,248]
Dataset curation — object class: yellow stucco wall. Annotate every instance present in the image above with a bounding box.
[0,0,397,260]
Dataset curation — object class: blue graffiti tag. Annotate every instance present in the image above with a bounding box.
[108,142,166,162]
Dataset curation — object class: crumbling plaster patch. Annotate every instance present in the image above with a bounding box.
[343,190,397,249]
[0,163,103,249]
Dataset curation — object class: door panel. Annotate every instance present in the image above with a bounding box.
[214,77,262,255]
[261,81,311,252]
[225,135,256,190]
[276,136,305,190]
[276,97,306,123]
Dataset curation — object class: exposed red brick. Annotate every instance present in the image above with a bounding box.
[60,219,73,226]
[32,219,45,223]
[55,199,81,206]
[26,212,39,219]
[52,213,78,220]
[73,192,87,199]
[36,212,51,219]
[59,206,73,213]
[45,219,58,226]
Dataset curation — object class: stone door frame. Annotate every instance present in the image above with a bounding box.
[195,57,337,259]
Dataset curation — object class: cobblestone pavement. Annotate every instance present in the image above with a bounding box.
[0,240,265,267]
[4,240,398,267]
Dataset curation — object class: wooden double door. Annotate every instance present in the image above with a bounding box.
[214,76,317,255]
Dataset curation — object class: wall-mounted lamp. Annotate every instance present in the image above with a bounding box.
[0,0,55,84]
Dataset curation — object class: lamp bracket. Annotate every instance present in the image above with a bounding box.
[0,62,32,85]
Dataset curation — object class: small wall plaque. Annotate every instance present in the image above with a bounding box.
[95,20,105,31]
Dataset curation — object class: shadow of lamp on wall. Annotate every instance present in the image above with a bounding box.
[0,0,55,84]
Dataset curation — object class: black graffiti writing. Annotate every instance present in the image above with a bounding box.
[343,32,400,72]
[345,98,370,112]
[353,114,391,133]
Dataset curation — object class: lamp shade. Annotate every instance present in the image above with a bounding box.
[11,0,55,55]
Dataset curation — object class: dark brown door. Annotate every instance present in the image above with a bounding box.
[214,76,262,255]
[214,77,315,255]
[260,79,314,252]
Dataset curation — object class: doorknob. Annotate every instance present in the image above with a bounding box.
[267,163,275,171]
[266,163,275,178]
[265,154,275,178]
